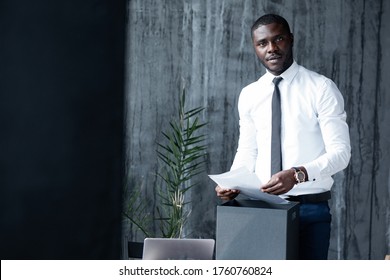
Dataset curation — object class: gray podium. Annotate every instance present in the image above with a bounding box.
[216,199,299,260]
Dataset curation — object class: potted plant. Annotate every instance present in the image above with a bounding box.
[123,87,207,257]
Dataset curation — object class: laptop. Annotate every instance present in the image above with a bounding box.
[142,238,215,260]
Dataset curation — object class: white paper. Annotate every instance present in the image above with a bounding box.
[209,167,288,204]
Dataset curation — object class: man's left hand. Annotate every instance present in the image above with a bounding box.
[261,169,296,195]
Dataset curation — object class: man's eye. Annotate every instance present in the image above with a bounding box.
[275,36,283,42]
[258,41,267,47]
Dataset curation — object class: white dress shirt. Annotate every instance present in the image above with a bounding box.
[231,61,351,196]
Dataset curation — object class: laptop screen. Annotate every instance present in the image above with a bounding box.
[142,238,215,260]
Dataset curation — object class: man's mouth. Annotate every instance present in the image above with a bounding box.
[267,55,282,61]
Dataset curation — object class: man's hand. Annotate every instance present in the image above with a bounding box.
[261,169,296,195]
[215,185,240,201]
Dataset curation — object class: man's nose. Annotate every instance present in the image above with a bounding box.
[268,41,278,52]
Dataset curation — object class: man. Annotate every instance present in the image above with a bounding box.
[215,14,351,260]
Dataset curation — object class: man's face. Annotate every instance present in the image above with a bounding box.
[252,22,294,76]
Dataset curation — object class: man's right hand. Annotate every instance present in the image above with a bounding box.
[215,185,240,201]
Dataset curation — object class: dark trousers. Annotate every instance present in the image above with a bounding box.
[298,201,331,260]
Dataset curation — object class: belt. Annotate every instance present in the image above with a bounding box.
[286,191,331,203]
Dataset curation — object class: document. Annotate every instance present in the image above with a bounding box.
[209,167,288,204]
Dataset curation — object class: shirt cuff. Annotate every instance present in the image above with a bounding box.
[303,161,322,182]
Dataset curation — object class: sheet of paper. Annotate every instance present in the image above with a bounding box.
[209,167,288,204]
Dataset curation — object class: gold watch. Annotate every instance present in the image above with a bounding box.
[292,167,305,184]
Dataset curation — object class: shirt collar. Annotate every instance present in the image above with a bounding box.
[263,60,299,85]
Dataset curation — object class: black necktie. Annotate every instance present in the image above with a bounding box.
[271,77,283,176]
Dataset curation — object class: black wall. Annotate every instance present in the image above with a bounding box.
[0,1,126,259]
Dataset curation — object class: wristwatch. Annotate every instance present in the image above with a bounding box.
[292,167,306,184]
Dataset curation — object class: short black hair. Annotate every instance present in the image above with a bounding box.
[251,14,291,37]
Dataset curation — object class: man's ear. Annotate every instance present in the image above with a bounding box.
[290,33,294,46]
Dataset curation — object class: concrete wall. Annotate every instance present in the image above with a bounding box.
[125,0,390,259]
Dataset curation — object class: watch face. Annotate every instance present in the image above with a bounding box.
[297,171,305,182]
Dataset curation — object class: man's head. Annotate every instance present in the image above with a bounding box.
[251,14,294,76]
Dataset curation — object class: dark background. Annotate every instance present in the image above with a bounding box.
[0,0,125,259]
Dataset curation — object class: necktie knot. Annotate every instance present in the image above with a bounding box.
[273,77,283,86]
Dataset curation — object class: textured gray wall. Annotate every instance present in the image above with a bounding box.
[125,0,390,259]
